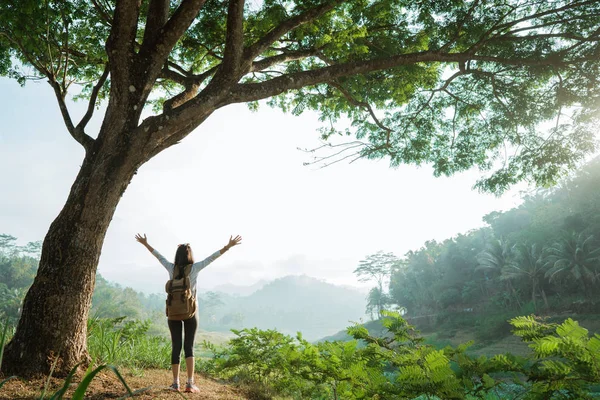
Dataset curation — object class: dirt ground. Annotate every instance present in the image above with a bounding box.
[0,369,249,400]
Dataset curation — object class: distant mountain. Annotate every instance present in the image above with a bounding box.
[199,279,268,296]
[201,274,368,341]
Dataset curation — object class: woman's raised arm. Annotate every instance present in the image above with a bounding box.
[135,233,155,253]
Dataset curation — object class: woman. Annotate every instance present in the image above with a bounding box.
[135,233,242,393]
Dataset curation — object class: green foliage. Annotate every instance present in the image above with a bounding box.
[87,317,170,370]
[71,365,135,400]
[0,318,8,372]
[38,363,142,400]
[0,234,171,339]
[44,362,82,400]
[2,1,600,192]
[205,312,600,399]
[0,319,16,387]
[510,316,600,399]
[545,232,600,294]
[203,326,379,399]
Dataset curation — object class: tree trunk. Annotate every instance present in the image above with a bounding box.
[541,288,549,309]
[2,126,143,377]
[532,279,537,311]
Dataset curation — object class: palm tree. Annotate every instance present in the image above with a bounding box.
[476,239,512,278]
[477,239,522,309]
[545,232,600,298]
[366,287,389,320]
[502,243,547,310]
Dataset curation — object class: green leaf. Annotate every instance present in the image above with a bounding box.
[0,376,16,390]
[0,318,9,370]
[71,365,134,400]
[49,362,82,400]
[482,373,495,389]
[556,318,588,342]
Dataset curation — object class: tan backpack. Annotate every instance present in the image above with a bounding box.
[165,264,197,320]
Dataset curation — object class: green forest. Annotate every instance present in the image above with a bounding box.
[3,158,600,398]
[386,157,600,341]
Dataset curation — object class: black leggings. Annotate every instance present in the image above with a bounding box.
[167,315,198,365]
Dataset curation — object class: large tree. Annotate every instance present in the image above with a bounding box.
[1,0,600,376]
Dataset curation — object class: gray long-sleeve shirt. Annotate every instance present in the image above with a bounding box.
[152,249,221,296]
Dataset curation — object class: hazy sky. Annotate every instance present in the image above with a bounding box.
[0,77,527,294]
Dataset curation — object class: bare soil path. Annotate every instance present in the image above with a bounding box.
[0,369,248,400]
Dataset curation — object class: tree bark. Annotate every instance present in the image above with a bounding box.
[2,120,145,377]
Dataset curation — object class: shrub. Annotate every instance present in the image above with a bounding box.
[204,312,600,399]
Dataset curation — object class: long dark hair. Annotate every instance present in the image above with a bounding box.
[174,244,194,279]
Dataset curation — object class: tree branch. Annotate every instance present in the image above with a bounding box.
[76,64,110,132]
[249,49,320,73]
[163,83,202,111]
[138,0,207,84]
[168,61,192,77]
[494,0,598,32]
[228,52,600,104]
[106,0,141,88]
[466,1,600,54]
[245,0,342,60]
[439,0,481,52]
[498,15,600,39]
[142,0,169,47]
[220,0,246,76]
[492,32,600,43]
[159,65,217,89]
[48,79,94,152]
[158,64,218,112]
[90,0,113,26]
[330,81,394,147]
[303,141,369,168]
[159,67,189,86]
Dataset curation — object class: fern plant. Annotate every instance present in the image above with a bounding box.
[510,316,600,399]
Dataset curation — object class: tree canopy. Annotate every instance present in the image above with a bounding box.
[1,0,599,192]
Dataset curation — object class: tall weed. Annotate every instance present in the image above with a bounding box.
[0,318,9,371]
[87,317,170,369]
[0,318,16,388]
[45,363,141,400]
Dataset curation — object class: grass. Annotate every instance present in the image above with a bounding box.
[0,319,16,389]
[87,317,171,370]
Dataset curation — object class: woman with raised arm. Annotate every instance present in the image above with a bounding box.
[135,233,242,393]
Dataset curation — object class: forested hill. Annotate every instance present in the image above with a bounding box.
[206,275,367,340]
[202,280,268,296]
[381,157,600,342]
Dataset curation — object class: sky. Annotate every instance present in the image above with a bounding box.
[0,76,528,294]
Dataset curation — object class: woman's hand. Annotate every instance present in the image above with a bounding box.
[221,235,242,254]
[227,235,242,249]
[135,233,148,245]
[135,233,154,253]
